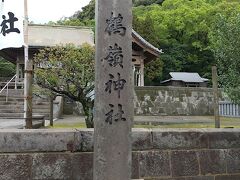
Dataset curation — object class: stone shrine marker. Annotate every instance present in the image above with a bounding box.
[93,0,133,179]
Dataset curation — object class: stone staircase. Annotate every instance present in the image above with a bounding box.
[0,89,50,120]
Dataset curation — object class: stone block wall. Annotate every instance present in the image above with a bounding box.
[134,86,226,116]
[0,129,240,179]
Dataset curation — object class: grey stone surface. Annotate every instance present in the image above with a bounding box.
[171,151,199,177]
[152,129,208,150]
[186,177,214,180]
[0,129,238,179]
[151,178,214,180]
[150,178,185,180]
[0,129,75,152]
[198,150,226,175]
[208,131,240,149]
[32,153,72,180]
[132,152,140,179]
[139,151,170,178]
[72,153,93,180]
[132,129,152,150]
[75,129,94,152]
[215,174,240,180]
[94,0,133,179]
[134,86,226,116]
[0,154,31,180]
[226,149,240,173]
[0,129,239,153]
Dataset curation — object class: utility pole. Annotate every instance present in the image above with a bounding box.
[24,0,33,129]
[212,66,220,128]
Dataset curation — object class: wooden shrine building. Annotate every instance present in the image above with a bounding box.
[0,25,161,86]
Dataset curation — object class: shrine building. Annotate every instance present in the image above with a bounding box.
[0,24,161,86]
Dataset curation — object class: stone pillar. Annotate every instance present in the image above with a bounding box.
[212,66,220,128]
[49,96,54,127]
[94,0,133,179]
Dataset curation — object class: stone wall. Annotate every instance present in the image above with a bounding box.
[0,129,240,180]
[134,86,225,116]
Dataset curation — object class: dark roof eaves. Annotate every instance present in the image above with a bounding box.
[132,29,162,56]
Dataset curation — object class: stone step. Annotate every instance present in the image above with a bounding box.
[0,105,22,109]
[0,101,49,105]
[0,96,49,102]
[0,113,49,119]
[0,89,24,96]
[0,101,23,105]
[0,109,50,113]
[0,113,24,118]
[0,96,24,101]
[0,105,50,109]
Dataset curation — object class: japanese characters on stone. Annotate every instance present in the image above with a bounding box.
[105,73,126,98]
[103,12,127,125]
[103,43,123,68]
[105,104,126,125]
[105,12,126,36]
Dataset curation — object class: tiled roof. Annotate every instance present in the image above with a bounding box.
[132,29,162,56]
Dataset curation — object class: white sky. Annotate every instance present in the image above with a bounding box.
[28,0,91,24]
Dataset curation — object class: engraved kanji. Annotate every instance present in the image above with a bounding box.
[105,104,126,125]
[105,12,126,36]
[104,43,123,68]
[105,73,126,98]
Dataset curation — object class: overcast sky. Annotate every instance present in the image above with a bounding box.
[28,0,91,24]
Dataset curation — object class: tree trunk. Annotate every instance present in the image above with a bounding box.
[83,101,94,128]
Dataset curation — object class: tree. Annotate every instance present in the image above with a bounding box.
[68,0,164,24]
[209,14,240,104]
[56,0,240,86]
[133,0,165,6]
[144,58,163,85]
[133,0,240,81]
[72,0,95,20]
[0,57,15,77]
[34,44,95,128]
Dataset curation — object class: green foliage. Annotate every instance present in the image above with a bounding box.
[49,17,95,27]
[133,15,159,47]
[209,14,240,104]
[61,0,240,86]
[133,0,240,82]
[34,44,95,127]
[73,0,95,20]
[133,0,165,6]
[68,0,164,24]
[0,57,15,77]
[144,58,163,85]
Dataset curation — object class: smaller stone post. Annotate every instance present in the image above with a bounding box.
[49,96,54,126]
[212,66,220,128]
